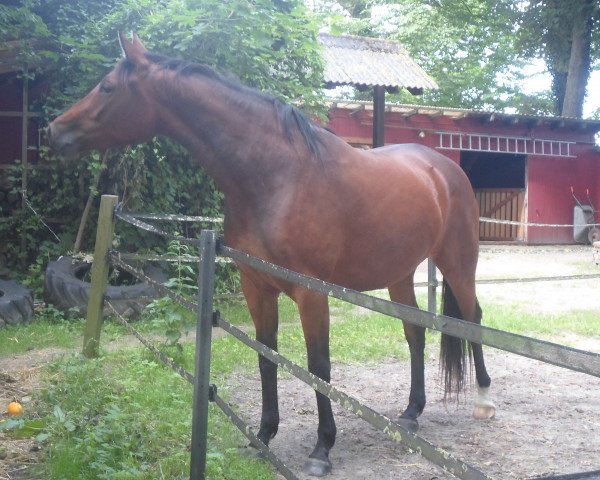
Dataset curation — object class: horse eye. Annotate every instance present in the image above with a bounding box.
[99,82,114,94]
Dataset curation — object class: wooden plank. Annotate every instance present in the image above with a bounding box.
[474,189,525,241]
[481,190,521,218]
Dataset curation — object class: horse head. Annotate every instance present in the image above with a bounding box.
[48,33,159,159]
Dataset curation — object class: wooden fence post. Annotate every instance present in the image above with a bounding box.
[427,259,438,314]
[82,194,118,358]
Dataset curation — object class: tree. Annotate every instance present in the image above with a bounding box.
[1,0,325,272]
[312,0,537,112]
[312,0,600,117]
[517,0,599,117]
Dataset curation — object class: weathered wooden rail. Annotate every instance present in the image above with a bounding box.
[83,195,600,480]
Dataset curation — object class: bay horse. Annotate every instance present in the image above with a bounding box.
[48,33,495,476]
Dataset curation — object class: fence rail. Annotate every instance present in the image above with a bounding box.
[82,196,600,480]
[221,245,600,379]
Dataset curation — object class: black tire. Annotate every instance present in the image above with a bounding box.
[588,227,600,244]
[43,256,168,318]
[0,279,34,327]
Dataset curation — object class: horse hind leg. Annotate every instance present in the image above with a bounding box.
[388,274,425,433]
[439,274,496,420]
[470,301,496,420]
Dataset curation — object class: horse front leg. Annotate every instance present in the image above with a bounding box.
[240,272,281,446]
[389,276,425,433]
[297,290,336,477]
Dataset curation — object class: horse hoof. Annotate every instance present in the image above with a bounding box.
[238,444,263,459]
[302,458,332,477]
[397,417,419,433]
[473,404,496,420]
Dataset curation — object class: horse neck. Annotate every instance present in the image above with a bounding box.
[152,70,302,202]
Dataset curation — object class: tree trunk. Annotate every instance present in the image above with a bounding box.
[73,151,108,253]
[561,0,594,118]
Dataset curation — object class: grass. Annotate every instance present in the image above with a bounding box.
[0,319,80,355]
[1,288,599,479]
[35,350,274,480]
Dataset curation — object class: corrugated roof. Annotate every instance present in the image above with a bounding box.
[318,33,438,92]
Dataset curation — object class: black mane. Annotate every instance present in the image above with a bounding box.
[140,52,322,160]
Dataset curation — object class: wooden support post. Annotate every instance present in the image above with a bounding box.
[82,194,118,358]
[372,85,385,148]
[20,70,29,264]
[190,230,217,480]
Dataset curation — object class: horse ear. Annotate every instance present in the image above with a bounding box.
[118,32,147,66]
[131,33,148,51]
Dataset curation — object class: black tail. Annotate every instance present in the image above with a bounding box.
[439,279,474,399]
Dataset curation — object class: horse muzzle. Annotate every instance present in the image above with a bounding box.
[47,121,81,160]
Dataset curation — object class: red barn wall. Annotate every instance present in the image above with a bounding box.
[326,104,600,244]
[527,151,597,244]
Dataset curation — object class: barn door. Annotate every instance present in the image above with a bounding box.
[475,188,526,241]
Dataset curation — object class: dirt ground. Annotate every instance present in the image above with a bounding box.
[1,245,599,479]
[229,245,600,480]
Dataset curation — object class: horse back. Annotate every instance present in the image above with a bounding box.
[239,141,479,292]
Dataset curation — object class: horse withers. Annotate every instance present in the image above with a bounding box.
[48,33,495,476]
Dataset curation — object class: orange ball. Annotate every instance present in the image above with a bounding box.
[7,401,23,417]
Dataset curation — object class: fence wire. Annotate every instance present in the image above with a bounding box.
[115,210,202,246]
[215,312,490,480]
[119,212,223,223]
[479,217,600,228]
[105,300,195,384]
[105,209,600,480]
[220,245,600,379]
[109,245,600,380]
[104,279,300,480]
[109,252,198,312]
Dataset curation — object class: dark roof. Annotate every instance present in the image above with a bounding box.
[318,33,438,93]
[328,100,600,133]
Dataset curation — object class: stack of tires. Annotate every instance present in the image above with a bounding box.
[43,256,167,318]
[0,256,166,328]
[0,280,34,327]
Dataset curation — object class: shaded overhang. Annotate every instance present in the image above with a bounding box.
[318,33,438,147]
[328,101,600,135]
[318,33,438,96]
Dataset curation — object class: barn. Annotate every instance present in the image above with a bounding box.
[2,35,600,245]
[318,34,600,245]
[325,103,600,245]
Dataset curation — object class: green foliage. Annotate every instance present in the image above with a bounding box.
[517,0,599,116]
[0,158,83,285]
[2,285,600,478]
[316,0,529,111]
[144,239,199,347]
[1,0,324,284]
[34,348,274,479]
[312,0,598,116]
[142,237,241,346]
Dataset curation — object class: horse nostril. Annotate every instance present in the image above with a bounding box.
[47,122,61,147]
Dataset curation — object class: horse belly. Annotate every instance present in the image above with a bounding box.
[326,221,437,291]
